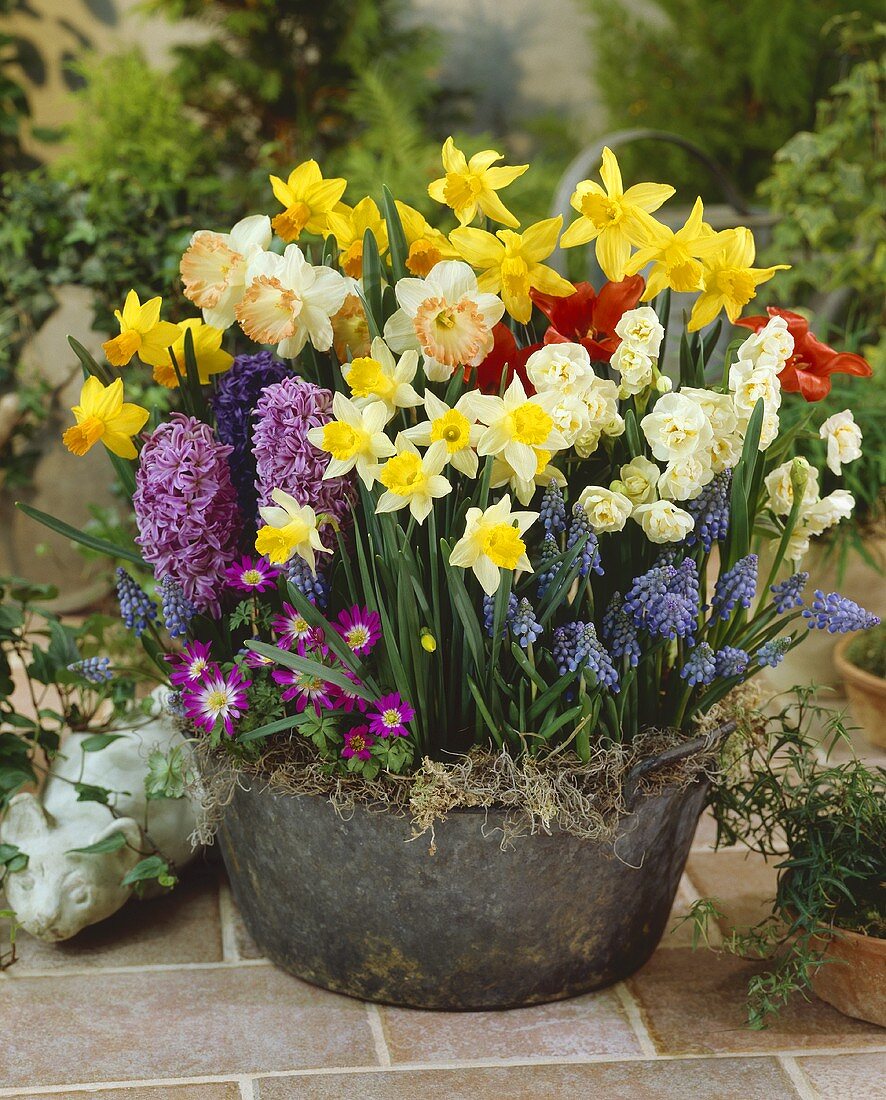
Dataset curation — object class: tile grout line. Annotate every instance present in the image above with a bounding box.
[365,1002,393,1067]
[217,875,242,963]
[237,1076,257,1100]
[778,1055,821,1100]
[4,958,274,979]
[613,981,658,1058]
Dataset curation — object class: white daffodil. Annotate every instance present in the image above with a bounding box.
[463,376,567,482]
[306,394,396,489]
[617,457,660,507]
[736,314,793,369]
[235,244,348,358]
[490,448,566,507]
[383,260,504,381]
[632,500,695,543]
[573,377,624,457]
[614,306,664,356]
[729,358,782,449]
[341,336,423,422]
[787,489,855,560]
[448,495,537,595]
[610,343,654,396]
[819,409,863,475]
[657,454,714,502]
[577,485,634,533]
[255,489,330,572]
[641,392,713,462]
[376,442,452,524]
[524,343,595,397]
[180,214,272,329]
[399,390,483,477]
[535,390,592,447]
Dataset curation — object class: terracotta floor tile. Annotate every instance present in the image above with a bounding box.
[686,849,779,935]
[379,987,641,1064]
[797,1051,886,1095]
[629,947,885,1054]
[10,863,223,972]
[257,1057,799,1099]
[0,965,377,1088]
[30,1086,241,1100]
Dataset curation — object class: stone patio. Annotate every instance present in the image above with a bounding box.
[1,730,884,1097]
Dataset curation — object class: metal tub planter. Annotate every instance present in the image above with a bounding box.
[218,732,725,1011]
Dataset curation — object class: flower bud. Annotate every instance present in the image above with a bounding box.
[789,457,809,504]
[654,374,673,394]
[420,628,437,653]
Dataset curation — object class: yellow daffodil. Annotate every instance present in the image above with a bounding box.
[448,495,537,595]
[376,443,452,524]
[154,318,234,388]
[490,448,566,507]
[428,137,528,228]
[331,293,371,361]
[268,160,347,242]
[559,148,675,281]
[463,376,567,482]
[688,227,789,332]
[341,336,422,421]
[324,197,389,279]
[306,394,396,489]
[255,489,330,572]
[450,217,573,323]
[623,197,718,299]
[395,201,459,276]
[62,376,148,460]
[400,390,484,478]
[101,290,179,369]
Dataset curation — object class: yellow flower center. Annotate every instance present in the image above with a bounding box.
[663,248,702,292]
[254,518,309,565]
[480,523,526,570]
[350,734,366,752]
[205,689,228,715]
[345,626,371,649]
[272,201,313,242]
[534,449,551,476]
[501,256,531,303]
[321,421,367,461]
[379,452,427,497]
[406,239,443,277]
[443,172,483,210]
[242,569,264,586]
[430,409,471,452]
[62,416,105,456]
[381,708,402,729]
[102,329,142,367]
[581,193,624,228]
[235,276,301,345]
[509,402,552,446]
[714,267,756,305]
[347,357,395,400]
[332,295,370,361]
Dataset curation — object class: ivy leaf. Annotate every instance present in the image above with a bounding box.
[69,830,128,854]
[122,855,176,890]
[80,733,124,753]
[74,782,112,804]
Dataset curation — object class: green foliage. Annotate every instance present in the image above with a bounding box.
[582,1,884,195]
[0,0,38,172]
[846,623,886,679]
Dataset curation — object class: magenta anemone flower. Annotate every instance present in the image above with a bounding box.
[182,665,251,737]
[335,605,381,655]
[167,640,213,688]
[242,640,277,670]
[342,725,376,761]
[272,602,313,651]
[328,667,369,713]
[272,667,333,714]
[224,555,281,594]
[368,692,415,739]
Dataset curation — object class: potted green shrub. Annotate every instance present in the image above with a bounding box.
[834,625,886,749]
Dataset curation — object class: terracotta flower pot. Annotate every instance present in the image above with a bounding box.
[811,926,886,1027]
[833,635,886,749]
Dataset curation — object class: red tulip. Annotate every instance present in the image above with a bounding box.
[735,307,872,402]
[470,323,540,395]
[531,276,646,362]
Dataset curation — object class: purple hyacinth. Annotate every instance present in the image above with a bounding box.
[156,575,197,639]
[771,571,809,613]
[536,532,561,598]
[252,376,355,550]
[802,591,880,634]
[680,642,717,686]
[539,483,567,534]
[133,414,242,615]
[566,503,603,577]
[624,561,699,642]
[710,554,758,621]
[602,594,641,667]
[714,646,750,679]
[212,350,292,520]
[115,567,157,637]
[756,637,792,668]
[684,470,731,552]
[287,556,330,610]
[552,621,619,691]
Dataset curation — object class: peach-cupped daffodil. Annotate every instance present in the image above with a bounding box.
[448,495,537,595]
[180,215,272,329]
[101,290,179,368]
[688,227,789,331]
[463,376,567,482]
[395,201,459,276]
[235,244,348,358]
[559,148,674,281]
[450,217,573,324]
[255,489,330,572]
[400,390,484,478]
[154,318,234,388]
[331,293,371,361]
[341,336,422,421]
[306,394,396,489]
[376,442,452,524]
[324,197,389,279]
[623,198,718,298]
[383,260,504,382]
[62,376,148,459]
[428,137,528,228]
[269,160,347,242]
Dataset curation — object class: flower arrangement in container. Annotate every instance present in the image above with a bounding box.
[16,141,879,1008]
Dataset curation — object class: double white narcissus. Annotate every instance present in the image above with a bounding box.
[399,391,484,478]
[235,244,348,358]
[449,495,537,596]
[819,410,863,475]
[376,442,452,524]
[617,457,660,507]
[632,500,695,543]
[640,392,713,462]
[307,394,396,489]
[463,377,567,482]
[255,490,330,572]
[383,260,504,382]
[180,215,272,330]
[578,486,634,533]
[341,337,422,421]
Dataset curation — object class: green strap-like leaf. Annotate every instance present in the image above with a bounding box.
[16,502,143,564]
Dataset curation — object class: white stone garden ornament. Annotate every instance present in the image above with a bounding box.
[0,690,200,942]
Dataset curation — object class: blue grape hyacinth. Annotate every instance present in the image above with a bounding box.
[156,575,196,639]
[770,572,809,613]
[552,621,619,691]
[539,483,567,534]
[287,556,330,609]
[67,656,112,684]
[684,470,731,551]
[714,646,750,679]
[115,567,157,638]
[756,637,792,668]
[602,594,641,667]
[803,591,880,634]
[566,503,603,578]
[680,642,717,686]
[709,554,758,621]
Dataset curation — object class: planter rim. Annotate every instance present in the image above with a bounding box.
[834,635,886,696]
